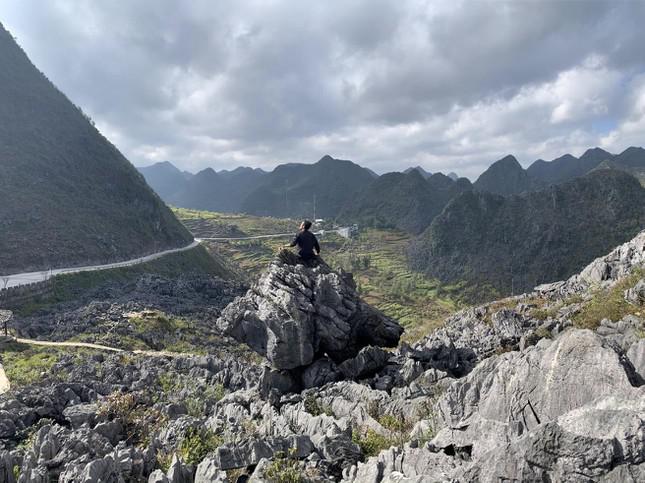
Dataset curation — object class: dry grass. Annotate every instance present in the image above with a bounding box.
[573,270,644,329]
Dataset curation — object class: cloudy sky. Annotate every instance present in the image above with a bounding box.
[1,0,644,179]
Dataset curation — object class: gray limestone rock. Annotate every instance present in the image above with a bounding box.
[62,403,98,429]
[625,278,645,305]
[627,339,645,381]
[213,435,313,470]
[338,346,390,381]
[217,251,403,371]
[194,457,227,482]
[0,451,15,483]
[148,470,170,483]
[167,454,193,483]
[301,357,342,389]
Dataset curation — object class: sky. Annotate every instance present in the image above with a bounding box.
[1,0,644,179]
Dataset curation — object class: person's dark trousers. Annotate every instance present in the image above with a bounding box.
[298,254,318,267]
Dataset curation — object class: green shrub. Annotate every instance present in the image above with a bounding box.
[98,392,167,446]
[352,428,396,457]
[156,450,174,473]
[377,413,416,448]
[264,450,303,483]
[303,394,333,417]
[178,427,223,465]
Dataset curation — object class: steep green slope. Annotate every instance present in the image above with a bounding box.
[0,24,192,274]
[411,169,645,298]
[339,170,472,234]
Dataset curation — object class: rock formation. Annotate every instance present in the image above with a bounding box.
[217,251,403,387]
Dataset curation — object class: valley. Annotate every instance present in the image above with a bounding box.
[174,208,463,342]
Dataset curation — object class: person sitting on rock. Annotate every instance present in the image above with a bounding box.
[285,220,320,263]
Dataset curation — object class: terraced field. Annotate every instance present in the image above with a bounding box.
[174,208,465,341]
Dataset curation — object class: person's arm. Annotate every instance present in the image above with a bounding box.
[285,234,299,248]
[313,235,321,255]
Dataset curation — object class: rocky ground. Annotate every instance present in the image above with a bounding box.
[1,233,644,482]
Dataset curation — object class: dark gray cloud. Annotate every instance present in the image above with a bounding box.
[1,0,644,179]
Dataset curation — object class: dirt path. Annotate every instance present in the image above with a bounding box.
[15,338,199,358]
[0,338,200,394]
[0,364,9,394]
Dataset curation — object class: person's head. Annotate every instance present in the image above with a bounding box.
[301,220,312,231]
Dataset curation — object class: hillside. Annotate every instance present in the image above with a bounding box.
[410,168,645,298]
[241,155,376,218]
[339,170,472,234]
[0,24,193,274]
[473,154,544,195]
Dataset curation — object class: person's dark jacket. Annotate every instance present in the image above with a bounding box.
[289,230,320,259]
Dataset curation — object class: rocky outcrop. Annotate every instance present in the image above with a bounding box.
[343,329,645,483]
[218,251,403,385]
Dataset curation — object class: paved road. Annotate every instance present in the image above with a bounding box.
[1,228,352,290]
[196,228,347,242]
[1,240,199,290]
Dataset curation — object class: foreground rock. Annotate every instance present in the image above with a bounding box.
[4,232,645,482]
[217,251,403,381]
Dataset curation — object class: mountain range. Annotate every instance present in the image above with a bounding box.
[338,170,472,234]
[139,155,377,219]
[139,146,645,226]
[473,147,645,196]
[410,168,645,297]
[0,23,193,274]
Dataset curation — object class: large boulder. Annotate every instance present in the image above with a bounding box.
[217,251,403,371]
[434,329,642,457]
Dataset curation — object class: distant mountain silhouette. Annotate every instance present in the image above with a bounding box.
[410,169,645,299]
[473,155,544,195]
[240,155,376,218]
[0,23,193,274]
[613,146,645,168]
[339,170,472,234]
[137,161,192,200]
[525,146,645,186]
[139,156,374,219]
[527,148,613,184]
[138,146,645,222]
[403,166,432,179]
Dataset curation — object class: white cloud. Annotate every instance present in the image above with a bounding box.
[1,0,644,177]
[601,75,645,151]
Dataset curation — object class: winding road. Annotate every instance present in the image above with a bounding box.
[1,227,353,291]
[1,240,200,290]
[196,228,349,242]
